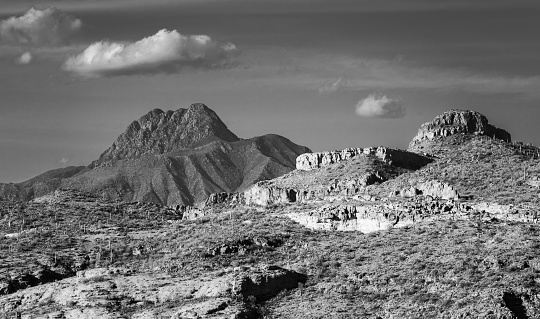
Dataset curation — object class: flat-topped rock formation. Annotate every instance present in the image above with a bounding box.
[409,109,511,151]
[296,146,432,171]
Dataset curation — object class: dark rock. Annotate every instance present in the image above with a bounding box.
[233,266,307,301]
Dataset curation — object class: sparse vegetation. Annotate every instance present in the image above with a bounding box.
[2,110,540,318]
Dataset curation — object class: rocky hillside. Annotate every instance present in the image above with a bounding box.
[0,104,311,205]
[2,109,540,318]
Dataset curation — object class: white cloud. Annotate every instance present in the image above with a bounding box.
[16,51,33,64]
[318,77,342,94]
[0,7,82,46]
[63,29,238,77]
[58,157,69,165]
[356,93,405,118]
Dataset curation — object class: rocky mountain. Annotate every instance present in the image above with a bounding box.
[0,104,310,205]
[90,104,240,167]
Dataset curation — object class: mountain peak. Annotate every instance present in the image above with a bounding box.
[91,103,239,167]
[408,109,511,151]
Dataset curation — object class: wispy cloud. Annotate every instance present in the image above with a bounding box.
[356,93,405,118]
[244,49,540,100]
[63,29,237,77]
[0,7,82,46]
[318,77,342,94]
[58,157,69,165]
[16,51,32,64]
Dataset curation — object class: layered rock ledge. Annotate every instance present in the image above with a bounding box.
[296,147,432,171]
[409,109,511,150]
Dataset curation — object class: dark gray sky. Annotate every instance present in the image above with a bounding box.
[1,0,540,182]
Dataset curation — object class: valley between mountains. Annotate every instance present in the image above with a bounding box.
[1,106,540,318]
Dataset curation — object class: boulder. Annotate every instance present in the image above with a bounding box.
[232,265,307,301]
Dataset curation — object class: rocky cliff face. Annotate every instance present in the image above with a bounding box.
[91,103,239,167]
[296,147,432,171]
[409,109,511,151]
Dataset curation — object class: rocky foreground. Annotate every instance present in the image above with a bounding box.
[2,109,540,318]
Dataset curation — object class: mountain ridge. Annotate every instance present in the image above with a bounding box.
[90,103,240,168]
[0,104,311,205]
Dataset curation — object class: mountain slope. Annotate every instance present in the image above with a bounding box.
[0,104,311,205]
[61,134,310,205]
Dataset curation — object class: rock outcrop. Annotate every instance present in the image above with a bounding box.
[243,172,384,207]
[288,199,459,233]
[288,197,540,233]
[409,109,511,150]
[204,192,244,206]
[296,147,432,171]
[0,266,306,318]
[394,180,459,200]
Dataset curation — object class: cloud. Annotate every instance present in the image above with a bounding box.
[63,29,238,77]
[0,7,82,46]
[356,93,405,118]
[318,77,342,94]
[16,51,32,64]
[246,49,540,100]
[58,157,69,165]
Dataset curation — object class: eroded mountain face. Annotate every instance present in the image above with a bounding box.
[90,104,240,167]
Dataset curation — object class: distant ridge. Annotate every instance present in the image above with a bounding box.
[0,104,311,205]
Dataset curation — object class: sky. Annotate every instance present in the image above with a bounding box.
[1,0,540,182]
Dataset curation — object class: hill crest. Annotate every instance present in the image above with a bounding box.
[408,109,511,152]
